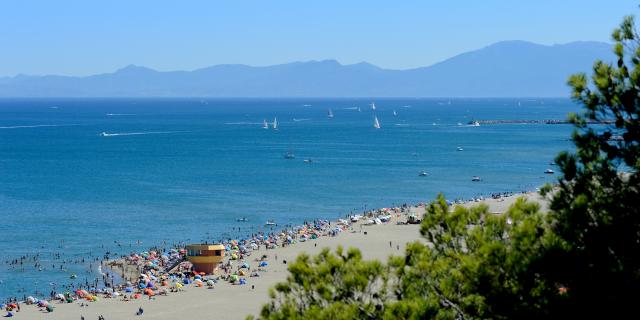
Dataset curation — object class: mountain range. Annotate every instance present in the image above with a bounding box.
[0,40,614,97]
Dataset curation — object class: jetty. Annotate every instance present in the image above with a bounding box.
[475,119,613,125]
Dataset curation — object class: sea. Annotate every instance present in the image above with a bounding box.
[0,97,577,300]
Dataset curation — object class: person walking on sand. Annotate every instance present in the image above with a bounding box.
[137,306,144,316]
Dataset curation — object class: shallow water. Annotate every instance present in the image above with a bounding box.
[0,97,576,299]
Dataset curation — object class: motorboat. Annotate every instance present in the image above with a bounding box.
[284,151,295,159]
[265,220,276,226]
[471,176,482,182]
[469,120,480,126]
[236,217,249,222]
[418,171,428,177]
[544,169,555,174]
[457,147,464,151]
[303,159,313,163]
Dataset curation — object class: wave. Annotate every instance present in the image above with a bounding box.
[343,107,358,110]
[394,124,410,127]
[106,113,136,116]
[99,131,187,137]
[292,118,310,122]
[0,124,79,129]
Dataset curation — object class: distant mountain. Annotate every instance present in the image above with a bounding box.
[0,41,614,97]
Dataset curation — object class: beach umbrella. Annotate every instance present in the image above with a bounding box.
[259,261,268,267]
[46,305,54,312]
[37,300,48,307]
[125,287,134,293]
[241,263,249,269]
[239,278,247,285]
[55,293,65,300]
[175,282,183,288]
[206,280,215,286]
[26,296,36,304]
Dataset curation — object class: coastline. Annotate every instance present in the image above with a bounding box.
[8,191,547,320]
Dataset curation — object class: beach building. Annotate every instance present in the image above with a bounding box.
[185,244,225,274]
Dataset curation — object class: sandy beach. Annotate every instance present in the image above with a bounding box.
[12,192,546,320]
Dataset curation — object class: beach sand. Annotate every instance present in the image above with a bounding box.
[15,193,546,320]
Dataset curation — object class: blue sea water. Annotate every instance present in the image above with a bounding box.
[0,98,577,300]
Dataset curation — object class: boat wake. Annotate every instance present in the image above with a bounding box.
[106,113,136,116]
[292,118,310,122]
[0,124,80,129]
[224,122,263,125]
[99,131,187,137]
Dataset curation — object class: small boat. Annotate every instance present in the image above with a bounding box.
[393,110,397,116]
[549,161,555,166]
[70,274,77,279]
[469,120,480,127]
[265,220,276,226]
[327,109,334,119]
[284,151,295,159]
[263,119,269,129]
[357,107,361,112]
[303,159,313,163]
[373,116,381,129]
[418,171,428,177]
[471,176,482,182]
[371,102,376,111]
[544,169,555,174]
[457,147,464,151]
[272,117,278,130]
[236,218,248,222]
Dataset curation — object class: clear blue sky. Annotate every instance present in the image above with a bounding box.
[0,0,636,76]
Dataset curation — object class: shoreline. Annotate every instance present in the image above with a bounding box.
[6,191,547,320]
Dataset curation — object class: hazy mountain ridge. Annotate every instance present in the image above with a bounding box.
[0,41,614,97]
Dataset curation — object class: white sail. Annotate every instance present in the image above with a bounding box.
[263,119,269,129]
[328,109,334,118]
[357,107,361,112]
[373,116,381,129]
[371,103,376,111]
[273,117,278,130]
[393,110,397,116]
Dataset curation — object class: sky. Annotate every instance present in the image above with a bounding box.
[0,0,637,76]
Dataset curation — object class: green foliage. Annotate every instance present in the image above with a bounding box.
[541,14,640,318]
[392,195,558,319]
[256,246,389,320]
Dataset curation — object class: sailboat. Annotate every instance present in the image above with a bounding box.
[357,107,361,112]
[327,109,334,119]
[373,116,381,129]
[272,117,278,130]
[393,110,397,116]
[263,119,269,129]
[371,103,376,111]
